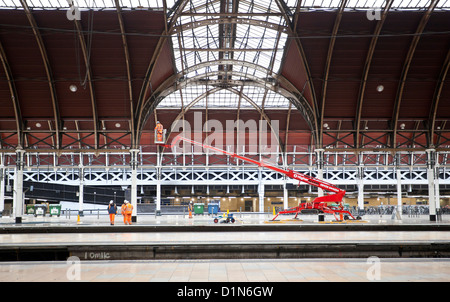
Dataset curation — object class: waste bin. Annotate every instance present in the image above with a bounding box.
[208,203,219,215]
[194,203,204,215]
[34,204,47,217]
[49,204,61,217]
[26,204,35,215]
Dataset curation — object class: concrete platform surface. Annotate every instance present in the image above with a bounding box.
[1,258,449,282]
[1,214,449,282]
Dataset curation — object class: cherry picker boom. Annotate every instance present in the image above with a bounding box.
[160,135,358,221]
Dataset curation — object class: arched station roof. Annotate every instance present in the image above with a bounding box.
[0,0,449,152]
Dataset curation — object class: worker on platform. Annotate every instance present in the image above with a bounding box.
[108,200,117,225]
[155,121,164,143]
[188,201,193,219]
[124,200,133,225]
[121,201,127,224]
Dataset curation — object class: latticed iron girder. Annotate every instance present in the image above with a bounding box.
[136,0,320,146]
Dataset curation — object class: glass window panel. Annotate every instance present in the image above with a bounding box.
[0,0,167,8]
[1,0,446,8]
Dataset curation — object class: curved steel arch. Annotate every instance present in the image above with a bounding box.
[0,38,23,147]
[136,69,317,146]
[391,0,437,148]
[180,59,274,78]
[160,85,284,157]
[171,16,288,36]
[21,0,62,149]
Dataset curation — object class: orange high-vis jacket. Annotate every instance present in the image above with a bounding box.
[125,203,133,214]
[155,123,163,133]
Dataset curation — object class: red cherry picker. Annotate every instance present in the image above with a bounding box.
[158,134,359,222]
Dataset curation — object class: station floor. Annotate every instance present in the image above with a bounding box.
[1,258,449,282]
[1,213,449,282]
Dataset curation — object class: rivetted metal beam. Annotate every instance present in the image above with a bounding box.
[174,47,283,52]
[73,17,99,150]
[163,85,283,154]
[0,39,23,147]
[21,0,61,149]
[391,0,437,148]
[429,45,450,147]
[355,0,392,149]
[319,0,347,148]
[171,17,288,35]
[137,68,317,141]
[114,0,135,148]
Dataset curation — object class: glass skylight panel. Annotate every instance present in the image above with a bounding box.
[285,0,298,8]
[391,0,431,9]
[242,86,264,107]
[1,0,21,8]
[200,89,239,108]
[158,91,182,108]
[1,0,446,9]
[264,90,290,108]
[183,86,207,106]
[0,0,167,8]
[163,0,302,111]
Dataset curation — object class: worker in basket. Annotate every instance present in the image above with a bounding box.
[155,121,164,143]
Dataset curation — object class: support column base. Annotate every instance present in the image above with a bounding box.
[15,217,22,224]
[132,216,137,223]
[429,214,436,222]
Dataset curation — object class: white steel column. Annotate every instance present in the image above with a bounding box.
[315,149,324,197]
[130,149,139,222]
[13,148,25,223]
[258,168,264,212]
[78,168,84,217]
[156,178,161,215]
[0,158,4,216]
[258,184,265,213]
[435,166,440,211]
[283,182,288,209]
[78,153,84,216]
[357,167,364,211]
[426,148,437,221]
[395,168,402,220]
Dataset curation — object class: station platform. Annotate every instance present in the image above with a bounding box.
[1,213,449,282]
[0,213,449,261]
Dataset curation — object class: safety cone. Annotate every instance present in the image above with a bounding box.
[77,215,81,224]
[189,209,192,219]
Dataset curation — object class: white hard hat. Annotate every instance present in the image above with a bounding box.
[110,200,113,204]
[124,200,128,204]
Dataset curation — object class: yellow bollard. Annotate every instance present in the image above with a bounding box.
[273,207,276,216]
